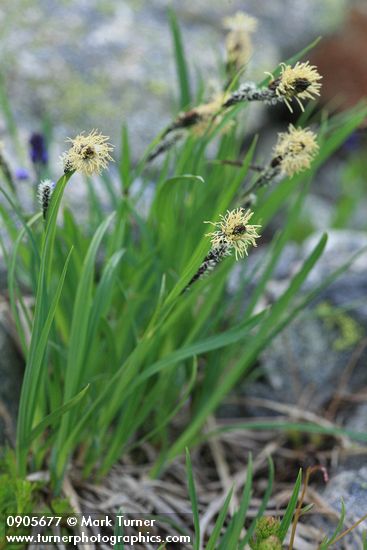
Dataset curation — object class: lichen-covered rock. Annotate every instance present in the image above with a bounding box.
[260,305,366,409]
[245,230,367,409]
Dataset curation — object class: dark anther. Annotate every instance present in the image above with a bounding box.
[270,156,282,168]
[178,110,202,128]
[82,146,95,159]
[294,78,310,92]
[163,110,202,137]
[223,97,236,108]
[232,224,247,236]
[268,78,281,91]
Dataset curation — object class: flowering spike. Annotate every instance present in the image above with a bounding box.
[37,179,55,220]
[223,12,258,80]
[183,208,261,292]
[241,125,319,201]
[29,133,48,165]
[206,208,261,260]
[273,124,319,177]
[183,243,230,291]
[223,61,322,112]
[190,94,230,137]
[223,12,258,33]
[15,168,30,181]
[271,61,322,112]
[62,130,114,176]
[249,517,282,550]
[223,83,276,108]
[147,132,184,162]
[252,536,282,550]
[164,93,229,139]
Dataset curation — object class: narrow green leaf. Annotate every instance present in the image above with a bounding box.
[114,508,125,550]
[120,125,131,192]
[16,172,72,476]
[278,469,302,541]
[186,448,200,550]
[53,212,115,480]
[221,454,253,548]
[169,8,191,108]
[27,385,89,446]
[166,235,328,460]
[7,213,41,355]
[320,499,346,549]
[206,487,233,550]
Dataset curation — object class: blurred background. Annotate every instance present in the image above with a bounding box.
[1,0,367,233]
[1,0,366,157]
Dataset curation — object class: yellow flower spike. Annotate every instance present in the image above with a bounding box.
[206,208,261,260]
[190,93,230,136]
[226,32,252,73]
[223,12,258,33]
[62,129,114,176]
[183,208,261,292]
[273,124,319,177]
[271,61,322,112]
[223,12,258,79]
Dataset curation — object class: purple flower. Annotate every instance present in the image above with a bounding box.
[343,132,361,152]
[15,167,30,180]
[29,133,48,165]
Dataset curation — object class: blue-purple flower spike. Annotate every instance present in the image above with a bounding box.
[15,167,30,180]
[29,133,48,165]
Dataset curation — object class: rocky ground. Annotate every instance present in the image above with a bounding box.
[0,0,347,159]
[227,230,367,546]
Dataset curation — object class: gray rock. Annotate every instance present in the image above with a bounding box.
[346,403,367,434]
[320,467,367,548]
[302,194,334,232]
[246,230,367,410]
[233,229,367,546]
[0,302,24,446]
[0,0,347,160]
[260,309,366,410]
[302,230,367,287]
[0,0,350,221]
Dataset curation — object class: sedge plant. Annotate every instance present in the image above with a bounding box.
[0,11,366,500]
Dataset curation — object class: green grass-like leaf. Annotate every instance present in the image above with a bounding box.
[169,8,192,109]
[186,449,200,550]
[278,469,302,541]
[114,508,125,550]
[205,487,234,550]
[16,173,72,476]
[219,454,253,549]
[320,499,346,549]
